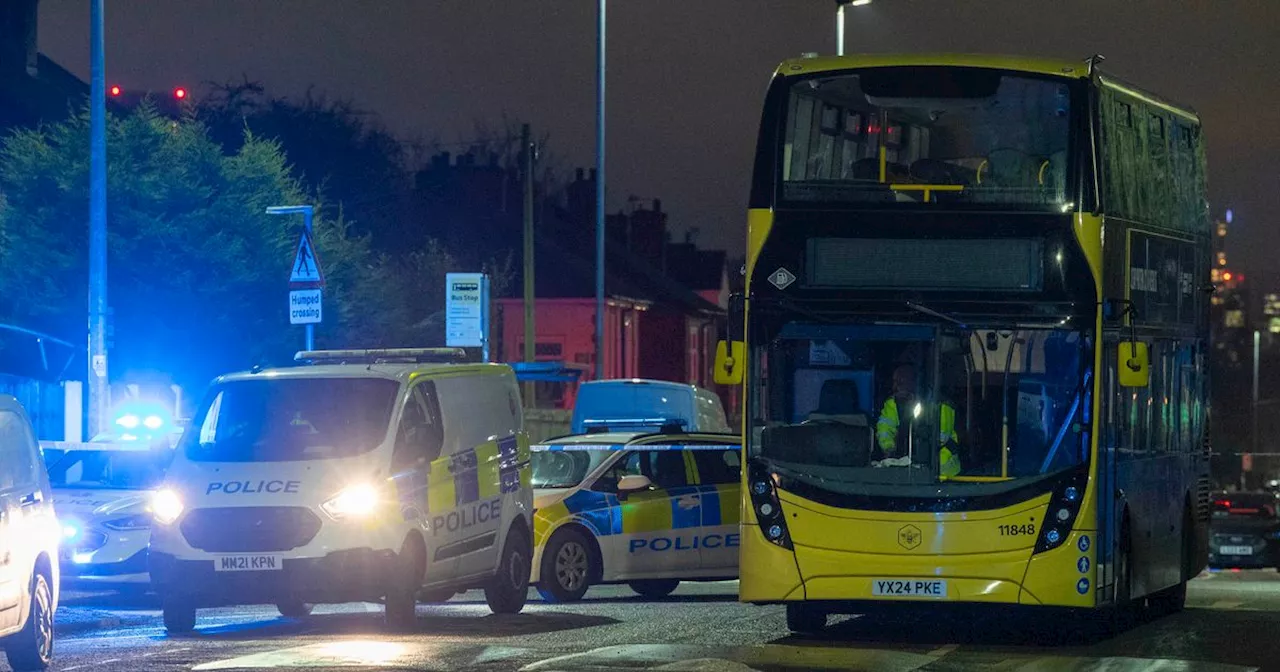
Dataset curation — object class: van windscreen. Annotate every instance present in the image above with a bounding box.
[183,378,399,462]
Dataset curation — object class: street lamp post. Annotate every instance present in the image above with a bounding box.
[836,0,873,56]
[266,205,316,351]
[595,0,607,381]
[88,0,109,439]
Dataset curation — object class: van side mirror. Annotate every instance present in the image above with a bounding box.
[1118,342,1150,388]
[617,474,652,500]
[714,341,745,386]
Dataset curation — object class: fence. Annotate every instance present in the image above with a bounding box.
[524,407,572,442]
[0,374,70,441]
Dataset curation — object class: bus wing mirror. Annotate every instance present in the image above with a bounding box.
[1118,341,1150,388]
[714,341,745,386]
[726,293,745,342]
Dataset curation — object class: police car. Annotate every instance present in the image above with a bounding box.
[148,349,534,634]
[531,428,741,602]
[42,402,179,590]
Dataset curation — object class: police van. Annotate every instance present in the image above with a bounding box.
[148,349,534,633]
[531,428,740,602]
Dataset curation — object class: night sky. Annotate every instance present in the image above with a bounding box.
[38,1,1280,284]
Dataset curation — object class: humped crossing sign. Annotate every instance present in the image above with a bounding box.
[289,233,323,325]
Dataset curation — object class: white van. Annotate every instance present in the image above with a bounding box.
[148,349,534,634]
[0,395,60,670]
[571,380,730,435]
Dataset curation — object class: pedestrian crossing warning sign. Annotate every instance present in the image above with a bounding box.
[289,233,324,285]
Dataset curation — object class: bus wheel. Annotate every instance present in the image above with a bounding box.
[628,579,680,599]
[1151,508,1193,615]
[1109,524,1138,631]
[785,603,827,636]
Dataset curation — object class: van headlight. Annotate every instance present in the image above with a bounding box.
[321,483,384,521]
[151,489,185,525]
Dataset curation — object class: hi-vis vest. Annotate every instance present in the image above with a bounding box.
[876,398,961,479]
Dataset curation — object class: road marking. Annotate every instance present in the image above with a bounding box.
[1211,600,1244,609]
[194,642,534,670]
[927,644,958,657]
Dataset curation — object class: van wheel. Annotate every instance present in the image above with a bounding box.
[538,529,593,603]
[275,600,313,619]
[485,525,531,615]
[162,598,197,635]
[385,539,424,632]
[785,603,827,636]
[628,579,680,599]
[5,570,54,671]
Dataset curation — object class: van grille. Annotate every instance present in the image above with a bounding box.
[180,507,321,553]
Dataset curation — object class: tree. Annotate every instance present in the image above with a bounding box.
[0,103,379,391]
[199,79,411,252]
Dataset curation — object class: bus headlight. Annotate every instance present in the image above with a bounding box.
[151,489,185,525]
[1034,470,1087,554]
[748,464,792,550]
[321,483,383,520]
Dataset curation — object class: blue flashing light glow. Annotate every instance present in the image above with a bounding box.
[72,552,94,565]
[1046,528,1062,545]
[1064,486,1080,503]
[61,524,79,540]
[116,413,140,430]
[143,415,164,430]
[1076,578,1089,594]
[1078,535,1091,552]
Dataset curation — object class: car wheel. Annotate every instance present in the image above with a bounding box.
[628,579,680,599]
[162,597,197,635]
[275,600,313,619]
[485,525,531,615]
[5,570,54,671]
[384,539,424,632]
[537,529,593,603]
[785,603,827,636]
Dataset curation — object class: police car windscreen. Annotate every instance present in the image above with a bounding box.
[532,449,613,489]
[183,378,398,462]
[806,238,1044,291]
[45,449,168,490]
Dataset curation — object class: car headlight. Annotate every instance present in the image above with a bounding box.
[143,415,165,430]
[61,520,82,542]
[103,514,151,531]
[320,483,384,521]
[116,413,141,430]
[151,489,185,525]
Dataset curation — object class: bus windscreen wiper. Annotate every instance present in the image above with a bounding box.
[905,302,968,329]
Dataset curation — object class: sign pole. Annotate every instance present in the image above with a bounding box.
[304,208,315,352]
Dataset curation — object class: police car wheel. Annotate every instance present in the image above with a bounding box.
[5,570,53,671]
[485,526,531,615]
[785,604,827,635]
[538,529,593,603]
[628,579,680,599]
[275,600,313,619]
[162,599,197,635]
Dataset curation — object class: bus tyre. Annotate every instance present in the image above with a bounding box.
[385,539,424,632]
[629,579,680,599]
[538,528,593,603]
[785,603,827,635]
[486,525,531,615]
[5,570,54,671]
[275,600,313,619]
[162,597,197,635]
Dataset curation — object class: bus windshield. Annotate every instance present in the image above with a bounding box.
[750,322,1092,496]
[782,67,1073,209]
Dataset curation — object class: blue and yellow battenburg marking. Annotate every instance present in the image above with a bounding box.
[531,444,742,549]
[394,433,531,521]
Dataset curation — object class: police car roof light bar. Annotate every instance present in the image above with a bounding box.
[581,417,688,434]
[295,348,468,365]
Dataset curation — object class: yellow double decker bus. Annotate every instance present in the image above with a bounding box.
[718,54,1211,632]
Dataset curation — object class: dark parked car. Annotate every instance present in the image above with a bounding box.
[1209,492,1280,569]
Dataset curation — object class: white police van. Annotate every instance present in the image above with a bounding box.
[149,349,534,633]
[531,428,740,602]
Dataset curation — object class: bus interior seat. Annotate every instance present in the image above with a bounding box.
[762,422,870,468]
[808,378,869,427]
[910,158,976,185]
